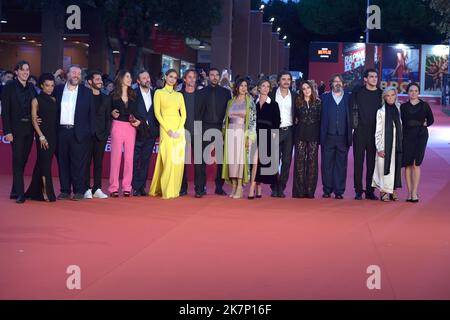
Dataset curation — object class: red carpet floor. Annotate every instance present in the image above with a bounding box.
[1,106,450,300]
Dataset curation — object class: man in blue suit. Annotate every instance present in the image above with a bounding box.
[54,65,95,201]
[132,70,159,196]
[320,74,352,199]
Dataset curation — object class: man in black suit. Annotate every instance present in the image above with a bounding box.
[1,61,36,203]
[132,69,159,196]
[54,65,95,201]
[83,70,111,199]
[269,71,297,198]
[180,69,201,196]
[196,67,232,198]
[350,69,383,200]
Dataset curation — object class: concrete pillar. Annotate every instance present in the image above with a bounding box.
[365,43,375,69]
[261,23,272,76]
[284,46,290,71]
[278,40,285,71]
[211,0,233,72]
[88,8,108,72]
[231,0,251,79]
[248,10,263,81]
[40,1,64,73]
[270,33,279,76]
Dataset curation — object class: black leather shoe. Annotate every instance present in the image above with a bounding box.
[322,193,331,198]
[10,193,18,200]
[365,192,379,200]
[195,192,203,198]
[133,189,140,197]
[139,189,147,196]
[15,195,26,204]
[215,189,227,196]
[307,195,315,199]
[57,192,70,200]
[179,190,188,196]
[278,192,286,198]
[271,190,278,197]
[72,193,84,201]
[355,192,363,200]
[335,194,344,200]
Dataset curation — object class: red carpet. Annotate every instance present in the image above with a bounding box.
[1,105,449,300]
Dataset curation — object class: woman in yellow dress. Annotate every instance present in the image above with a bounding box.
[149,69,186,199]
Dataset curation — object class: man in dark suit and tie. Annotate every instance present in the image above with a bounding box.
[54,65,95,201]
[132,70,159,196]
[320,74,353,200]
[1,61,36,203]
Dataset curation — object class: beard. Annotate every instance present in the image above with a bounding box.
[140,82,150,89]
[69,78,80,86]
[333,84,342,92]
[92,83,103,90]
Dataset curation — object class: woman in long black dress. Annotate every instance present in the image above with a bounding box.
[292,80,321,198]
[248,79,281,199]
[25,73,58,202]
[400,82,434,203]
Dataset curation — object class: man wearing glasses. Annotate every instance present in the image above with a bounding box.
[319,74,353,200]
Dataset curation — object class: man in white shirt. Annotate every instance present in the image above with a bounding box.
[54,65,95,201]
[132,70,158,196]
[269,71,297,198]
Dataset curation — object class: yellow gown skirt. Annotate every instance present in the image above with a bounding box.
[149,115,185,199]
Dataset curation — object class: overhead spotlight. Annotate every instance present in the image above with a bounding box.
[0,20,7,24]
[287,42,291,47]
[154,23,159,27]
[112,50,120,54]
[269,17,275,23]
[277,27,281,32]
[259,4,265,11]
[360,35,364,39]
[22,36,26,40]
[63,37,67,40]
[283,35,287,40]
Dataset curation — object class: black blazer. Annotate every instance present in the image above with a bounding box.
[197,85,232,125]
[54,84,96,143]
[134,87,159,139]
[1,79,36,135]
[93,92,112,141]
[320,92,353,148]
[269,87,297,126]
[180,87,201,136]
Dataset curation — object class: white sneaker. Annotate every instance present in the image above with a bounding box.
[84,189,93,199]
[93,189,108,199]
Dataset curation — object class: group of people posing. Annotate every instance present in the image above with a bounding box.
[1,61,434,204]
